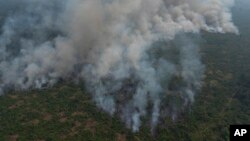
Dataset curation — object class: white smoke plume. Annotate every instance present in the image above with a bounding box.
[0,0,238,132]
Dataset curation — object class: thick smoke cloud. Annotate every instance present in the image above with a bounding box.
[0,0,237,132]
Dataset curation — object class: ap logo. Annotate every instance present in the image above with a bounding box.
[230,125,250,141]
[234,129,247,136]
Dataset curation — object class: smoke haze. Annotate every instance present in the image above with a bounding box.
[0,0,238,132]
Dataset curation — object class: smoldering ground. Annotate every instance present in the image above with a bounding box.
[0,0,238,132]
